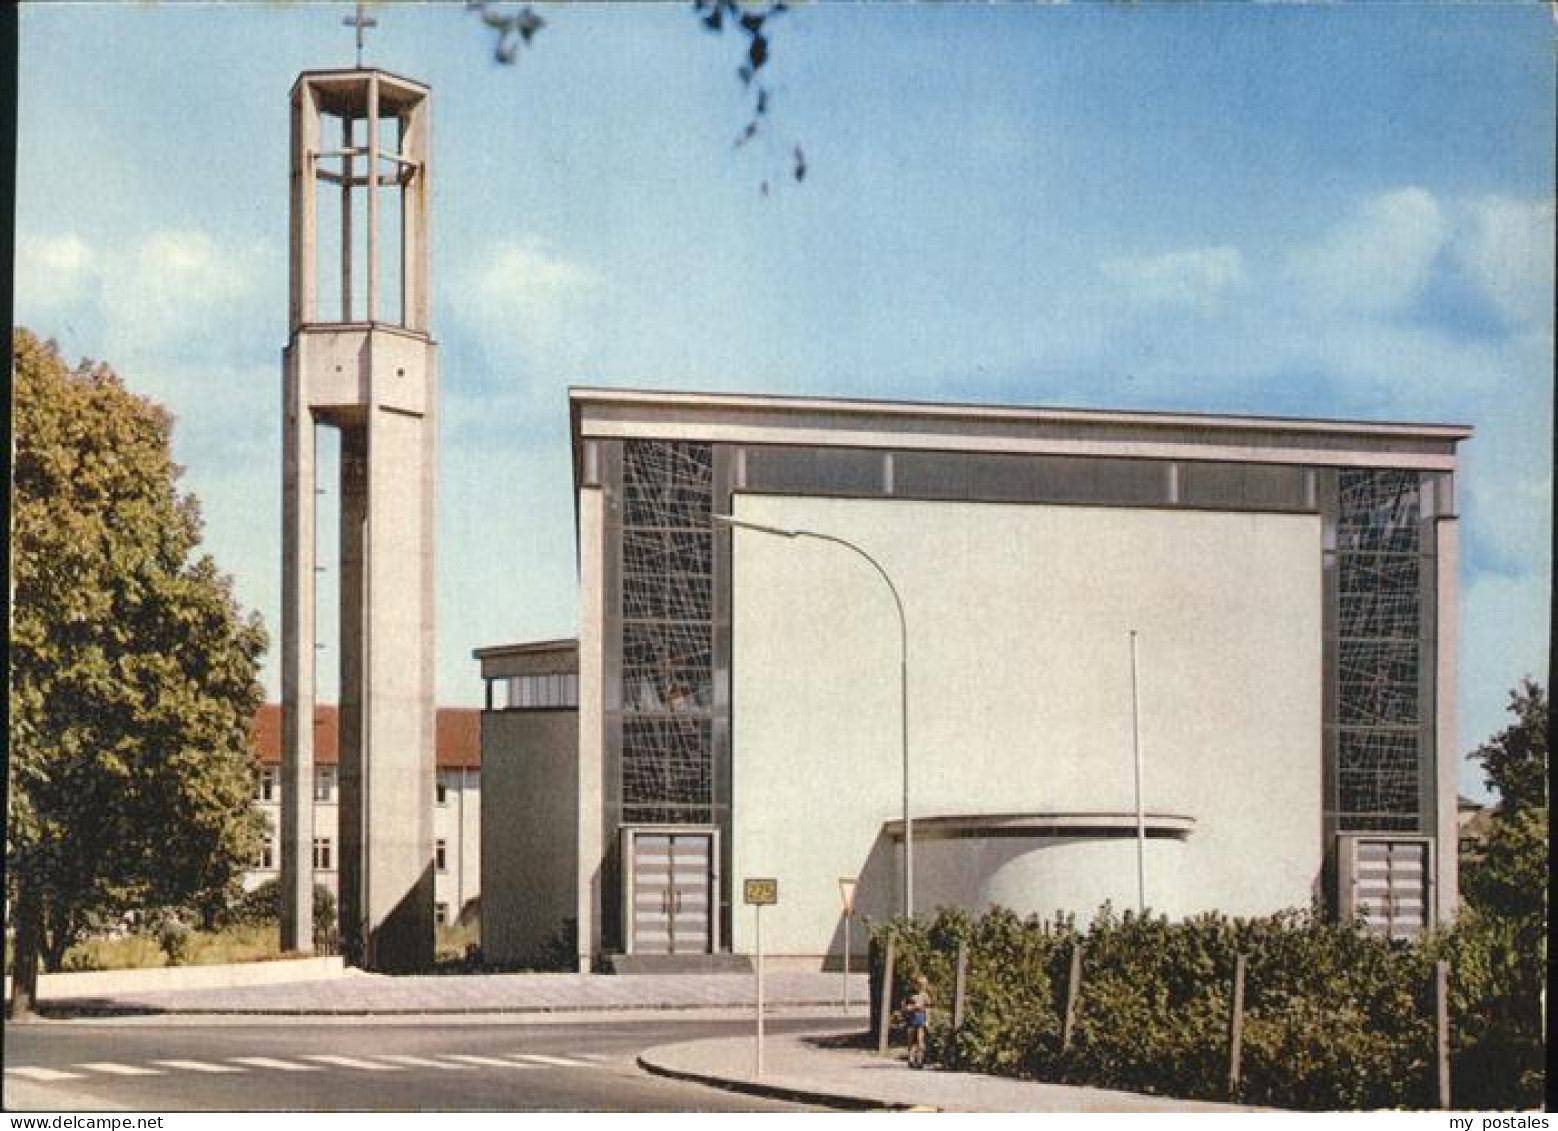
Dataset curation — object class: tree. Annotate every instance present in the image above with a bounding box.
[465,0,806,192]
[1462,678,1549,923]
[1468,678,1547,815]
[1451,678,1548,1107]
[8,329,268,1017]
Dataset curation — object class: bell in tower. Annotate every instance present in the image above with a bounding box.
[281,65,436,972]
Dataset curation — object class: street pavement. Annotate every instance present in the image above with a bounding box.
[3,1016,839,1112]
[4,962,1279,1112]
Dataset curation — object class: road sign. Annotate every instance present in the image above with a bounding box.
[838,876,858,914]
[744,878,778,906]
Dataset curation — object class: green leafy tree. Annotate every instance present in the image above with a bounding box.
[8,329,268,1017]
[1462,678,1548,925]
[1452,678,1547,1107]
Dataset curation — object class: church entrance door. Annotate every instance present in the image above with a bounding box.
[624,827,717,955]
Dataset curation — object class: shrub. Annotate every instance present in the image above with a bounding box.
[229,879,338,949]
[871,905,1529,1110]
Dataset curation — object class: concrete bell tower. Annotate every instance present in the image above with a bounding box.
[281,67,437,972]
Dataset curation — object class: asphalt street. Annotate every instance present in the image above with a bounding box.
[4,1015,852,1112]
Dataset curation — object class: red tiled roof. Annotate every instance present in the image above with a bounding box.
[250,704,481,769]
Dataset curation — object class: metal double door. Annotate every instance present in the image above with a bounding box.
[626,828,716,955]
[1349,837,1429,939]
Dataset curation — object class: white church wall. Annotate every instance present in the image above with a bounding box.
[729,494,1322,957]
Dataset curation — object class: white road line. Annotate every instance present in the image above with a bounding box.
[444,1054,535,1069]
[506,1053,594,1068]
[228,1057,322,1073]
[6,1067,85,1082]
[151,1060,245,1075]
[373,1054,474,1071]
[74,1062,164,1077]
[301,1054,400,1072]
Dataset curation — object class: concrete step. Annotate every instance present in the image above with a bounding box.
[606,953,754,975]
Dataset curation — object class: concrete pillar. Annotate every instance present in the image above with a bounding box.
[1434,515,1460,924]
[279,354,316,954]
[284,69,437,971]
[577,486,606,972]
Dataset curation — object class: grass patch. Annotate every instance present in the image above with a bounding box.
[60,925,285,971]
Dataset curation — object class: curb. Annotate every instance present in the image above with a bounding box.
[34,1000,860,1020]
[636,1049,924,1112]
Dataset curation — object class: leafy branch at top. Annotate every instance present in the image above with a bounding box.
[466,1,545,65]
[694,0,806,191]
[465,1,806,192]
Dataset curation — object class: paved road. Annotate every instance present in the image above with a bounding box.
[4,1015,851,1111]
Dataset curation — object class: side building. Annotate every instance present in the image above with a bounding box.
[248,705,483,929]
[479,389,1470,970]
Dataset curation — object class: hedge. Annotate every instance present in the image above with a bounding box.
[870,904,1543,1110]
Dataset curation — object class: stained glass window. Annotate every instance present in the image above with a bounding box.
[619,441,716,824]
[1335,470,1424,832]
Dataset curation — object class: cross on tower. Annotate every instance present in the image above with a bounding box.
[343,2,378,69]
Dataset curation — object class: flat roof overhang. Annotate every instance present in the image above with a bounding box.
[568,386,1472,492]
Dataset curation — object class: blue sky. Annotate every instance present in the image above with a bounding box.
[14,2,1553,801]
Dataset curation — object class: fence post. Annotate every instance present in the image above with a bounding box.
[877,936,896,1056]
[1062,943,1085,1053]
[1436,959,1451,1109]
[1228,953,1247,1101]
[952,938,968,1037]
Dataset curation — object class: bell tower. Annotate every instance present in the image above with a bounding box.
[281,67,436,971]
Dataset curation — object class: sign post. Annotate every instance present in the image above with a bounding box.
[839,877,858,1013]
[744,878,778,1076]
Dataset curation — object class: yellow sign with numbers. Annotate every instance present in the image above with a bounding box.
[743,878,778,906]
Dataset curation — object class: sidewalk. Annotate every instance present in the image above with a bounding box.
[640,1032,1277,1113]
[15,962,871,1017]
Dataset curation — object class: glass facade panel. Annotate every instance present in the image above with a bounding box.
[891,451,971,498]
[493,672,578,710]
[967,454,1040,500]
[619,440,716,827]
[1334,469,1426,833]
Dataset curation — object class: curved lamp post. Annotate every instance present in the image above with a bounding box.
[714,514,913,920]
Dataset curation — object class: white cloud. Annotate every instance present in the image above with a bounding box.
[1454,372,1552,573]
[459,239,600,374]
[99,229,255,359]
[1099,246,1245,310]
[15,232,97,314]
[16,227,274,371]
[1287,187,1446,314]
[1454,195,1555,328]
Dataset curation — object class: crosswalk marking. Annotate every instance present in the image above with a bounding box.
[6,1067,85,1082]
[302,1054,399,1071]
[6,1050,615,1084]
[373,1054,474,1070]
[74,1062,164,1076]
[508,1053,594,1068]
[444,1054,534,1069]
[151,1060,244,1075]
[228,1057,322,1072]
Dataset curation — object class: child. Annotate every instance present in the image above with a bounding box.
[901,974,932,1069]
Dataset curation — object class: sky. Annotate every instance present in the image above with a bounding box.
[13,2,1554,803]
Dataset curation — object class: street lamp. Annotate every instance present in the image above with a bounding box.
[713,514,914,920]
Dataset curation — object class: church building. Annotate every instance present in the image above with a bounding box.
[479,388,1470,971]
